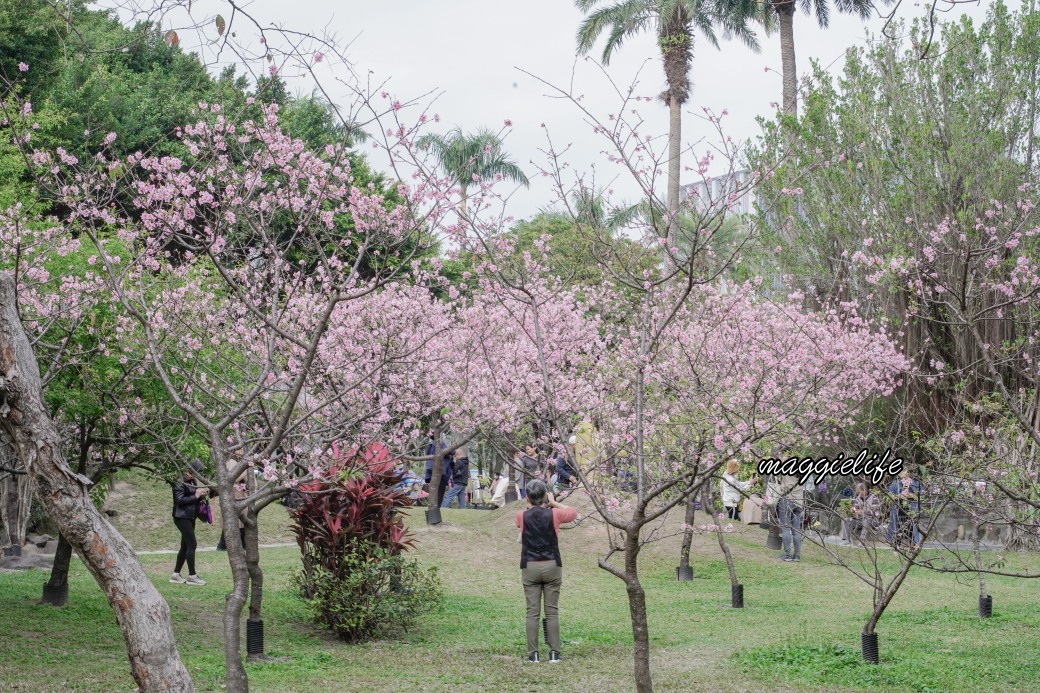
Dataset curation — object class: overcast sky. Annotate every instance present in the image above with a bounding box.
[175,0,1008,222]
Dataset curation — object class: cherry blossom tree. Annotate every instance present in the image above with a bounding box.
[418,70,910,691]
[20,90,456,689]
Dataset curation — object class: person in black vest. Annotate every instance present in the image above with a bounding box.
[515,479,577,663]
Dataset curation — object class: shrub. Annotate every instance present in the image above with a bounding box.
[288,442,441,641]
[296,544,441,643]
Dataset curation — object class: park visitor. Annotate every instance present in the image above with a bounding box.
[441,447,471,509]
[516,479,577,663]
[774,474,805,562]
[841,482,881,545]
[887,468,923,549]
[720,460,757,521]
[518,446,540,498]
[171,459,209,586]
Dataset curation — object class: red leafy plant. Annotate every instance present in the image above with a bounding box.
[287,442,440,642]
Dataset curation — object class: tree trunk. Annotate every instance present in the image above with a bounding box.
[701,487,739,587]
[667,94,682,243]
[0,433,31,553]
[973,524,988,599]
[0,271,195,692]
[244,502,268,663]
[677,495,696,574]
[429,427,446,509]
[212,438,250,693]
[778,5,798,118]
[864,545,920,634]
[458,188,469,221]
[624,529,653,693]
[42,532,74,606]
[42,429,92,604]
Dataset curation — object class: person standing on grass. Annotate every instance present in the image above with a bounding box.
[516,479,577,663]
[775,474,805,562]
[441,447,470,509]
[171,459,209,586]
[887,468,923,549]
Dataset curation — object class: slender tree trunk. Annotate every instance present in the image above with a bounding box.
[429,427,446,508]
[42,532,74,604]
[0,272,195,692]
[667,94,682,243]
[624,528,653,693]
[864,545,921,634]
[245,507,266,662]
[703,487,739,588]
[973,524,988,599]
[212,437,250,693]
[678,495,696,574]
[778,5,798,118]
[459,188,469,221]
[42,433,90,606]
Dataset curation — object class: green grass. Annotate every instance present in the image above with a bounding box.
[3,475,1040,691]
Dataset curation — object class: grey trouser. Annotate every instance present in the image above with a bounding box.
[778,497,803,558]
[521,560,562,653]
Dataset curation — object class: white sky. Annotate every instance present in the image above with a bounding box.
[169,0,1009,222]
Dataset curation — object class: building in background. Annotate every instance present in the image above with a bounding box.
[681,169,757,216]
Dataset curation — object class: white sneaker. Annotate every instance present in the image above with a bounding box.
[185,574,207,586]
[170,572,186,584]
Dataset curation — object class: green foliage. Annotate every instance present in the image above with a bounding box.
[293,545,441,644]
[417,127,529,195]
[749,0,1040,300]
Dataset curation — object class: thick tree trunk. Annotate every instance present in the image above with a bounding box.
[667,94,682,242]
[778,5,798,118]
[624,530,653,693]
[0,272,195,691]
[677,495,696,573]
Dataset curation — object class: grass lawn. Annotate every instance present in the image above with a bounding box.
[3,475,1040,692]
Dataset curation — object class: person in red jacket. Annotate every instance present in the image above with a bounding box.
[515,479,577,663]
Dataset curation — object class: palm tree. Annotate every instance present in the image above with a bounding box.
[416,127,529,218]
[575,0,765,240]
[772,0,875,117]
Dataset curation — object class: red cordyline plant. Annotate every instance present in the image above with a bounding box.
[288,441,415,579]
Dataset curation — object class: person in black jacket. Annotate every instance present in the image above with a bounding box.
[441,447,470,509]
[171,459,209,586]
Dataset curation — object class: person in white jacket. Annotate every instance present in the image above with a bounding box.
[720,460,757,520]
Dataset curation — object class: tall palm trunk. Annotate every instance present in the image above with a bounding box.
[458,187,469,221]
[667,93,682,241]
[660,20,691,243]
[777,3,798,117]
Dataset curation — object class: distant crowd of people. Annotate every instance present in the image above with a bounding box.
[720,460,928,559]
[421,436,581,511]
